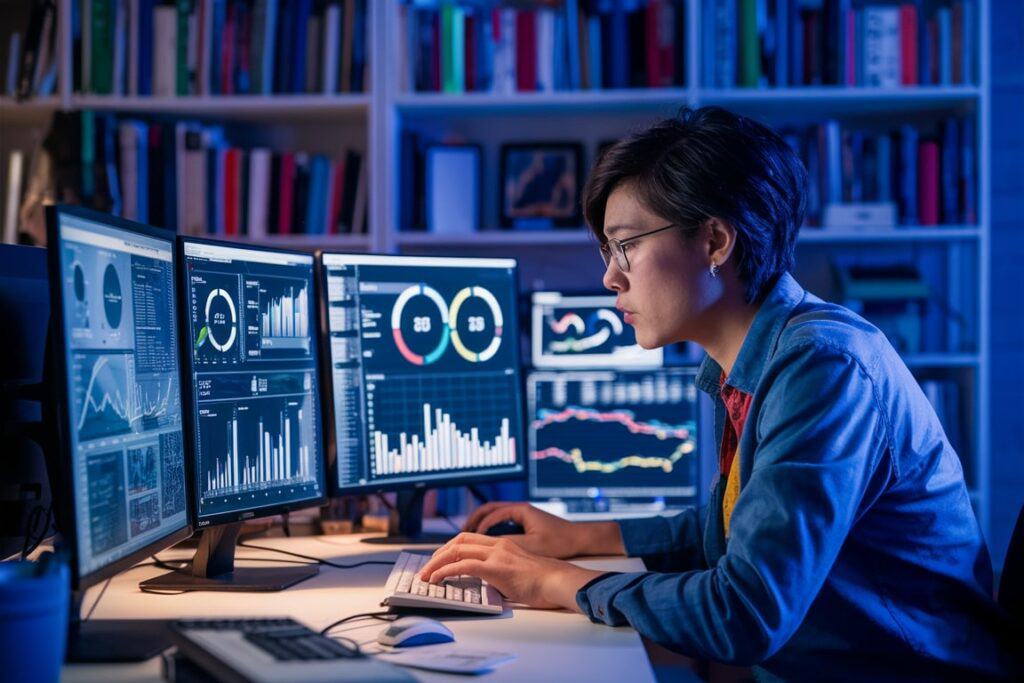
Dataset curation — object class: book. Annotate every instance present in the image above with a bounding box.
[864,6,900,88]
[153,5,177,96]
[917,139,939,226]
[3,150,24,244]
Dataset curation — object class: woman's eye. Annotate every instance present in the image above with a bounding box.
[621,241,637,252]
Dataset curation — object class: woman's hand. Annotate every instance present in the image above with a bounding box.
[417,533,604,611]
[464,501,626,559]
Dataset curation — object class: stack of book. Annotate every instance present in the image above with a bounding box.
[703,0,976,88]
[46,111,367,236]
[3,0,59,99]
[400,0,686,93]
[75,0,368,96]
[784,116,976,228]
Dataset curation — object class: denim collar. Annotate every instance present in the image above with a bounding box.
[696,272,806,396]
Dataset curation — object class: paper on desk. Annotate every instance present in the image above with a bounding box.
[377,644,516,675]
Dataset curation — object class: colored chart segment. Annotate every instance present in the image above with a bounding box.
[391,284,450,365]
[528,368,699,501]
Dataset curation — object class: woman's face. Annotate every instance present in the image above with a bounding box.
[601,183,716,349]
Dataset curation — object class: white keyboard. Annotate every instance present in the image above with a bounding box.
[382,551,504,615]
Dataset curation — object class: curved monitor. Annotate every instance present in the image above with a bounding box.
[179,238,326,528]
[319,253,526,494]
[46,206,191,589]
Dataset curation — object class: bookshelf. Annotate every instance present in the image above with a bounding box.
[0,0,991,538]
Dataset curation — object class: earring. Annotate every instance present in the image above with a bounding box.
[709,263,720,278]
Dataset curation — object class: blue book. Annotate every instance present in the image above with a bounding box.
[587,12,602,89]
[133,121,149,223]
[805,131,821,223]
[938,8,952,85]
[352,0,367,92]
[553,12,566,90]
[775,0,789,87]
[918,0,931,85]
[961,117,976,223]
[790,0,802,86]
[211,0,226,94]
[825,120,842,205]
[565,0,581,90]
[899,124,918,225]
[962,0,975,84]
[476,7,493,91]
[262,0,278,94]
[942,118,959,224]
[276,0,293,92]
[876,133,892,203]
[103,115,121,217]
[291,0,311,93]
[138,0,156,95]
[609,0,628,88]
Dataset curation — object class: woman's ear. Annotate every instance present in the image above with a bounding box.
[705,218,737,268]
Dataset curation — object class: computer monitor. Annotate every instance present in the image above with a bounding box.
[142,238,327,591]
[526,367,700,514]
[45,205,191,661]
[530,291,663,368]
[319,253,526,543]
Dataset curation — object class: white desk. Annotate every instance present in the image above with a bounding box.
[63,533,657,683]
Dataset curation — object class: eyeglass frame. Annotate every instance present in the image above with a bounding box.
[599,222,686,272]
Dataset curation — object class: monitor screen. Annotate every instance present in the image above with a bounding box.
[320,253,525,492]
[51,210,188,580]
[181,240,325,526]
[527,368,699,502]
[531,292,663,368]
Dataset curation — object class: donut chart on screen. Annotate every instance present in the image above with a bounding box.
[391,284,450,365]
[449,286,503,363]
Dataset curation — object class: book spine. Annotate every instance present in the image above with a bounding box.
[176,0,190,94]
[278,152,295,234]
[917,139,939,226]
[899,4,918,85]
[153,5,177,96]
[516,9,536,91]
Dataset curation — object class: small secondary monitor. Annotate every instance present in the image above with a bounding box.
[527,367,700,510]
[319,253,525,541]
[46,205,190,660]
[144,239,325,592]
[531,292,663,368]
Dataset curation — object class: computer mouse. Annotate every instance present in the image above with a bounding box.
[483,520,525,536]
[377,616,455,648]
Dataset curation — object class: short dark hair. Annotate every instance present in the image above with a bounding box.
[582,106,807,303]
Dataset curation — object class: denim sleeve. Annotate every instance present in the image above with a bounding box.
[575,343,892,665]
[616,507,706,571]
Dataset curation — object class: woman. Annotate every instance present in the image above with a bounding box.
[417,107,1015,680]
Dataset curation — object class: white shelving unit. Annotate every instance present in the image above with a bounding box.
[0,0,990,537]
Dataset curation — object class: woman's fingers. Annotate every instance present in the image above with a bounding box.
[425,558,492,586]
[475,508,524,535]
[464,502,512,532]
[419,534,497,580]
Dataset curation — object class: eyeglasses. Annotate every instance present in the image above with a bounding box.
[599,223,683,273]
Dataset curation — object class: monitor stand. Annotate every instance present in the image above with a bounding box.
[65,592,173,663]
[138,522,319,592]
[362,489,455,545]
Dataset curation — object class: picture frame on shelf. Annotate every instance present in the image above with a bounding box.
[426,144,482,236]
[499,142,583,230]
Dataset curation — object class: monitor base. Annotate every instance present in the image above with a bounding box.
[362,533,453,546]
[139,565,319,592]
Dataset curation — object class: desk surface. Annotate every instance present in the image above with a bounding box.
[63,533,656,683]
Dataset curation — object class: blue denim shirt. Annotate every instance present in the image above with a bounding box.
[575,273,1016,681]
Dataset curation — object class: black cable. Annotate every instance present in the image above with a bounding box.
[329,634,362,656]
[281,512,292,537]
[20,503,52,560]
[236,540,396,569]
[83,578,111,622]
[320,611,397,636]
[375,493,395,511]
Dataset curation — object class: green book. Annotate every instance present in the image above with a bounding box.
[441,4,455,93]
[450,6,465,93]
[90,0,113,94]
[739,0,760,88]
[176,0,191,95]
[81,111,96,199]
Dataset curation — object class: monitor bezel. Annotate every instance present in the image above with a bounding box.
[316,250,528,496]
[45,205,193,592]
[177,235,328,529]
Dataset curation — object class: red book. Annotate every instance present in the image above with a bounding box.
[802,11,819,85]
[465,13,476,92]
[644,0,661,88]
[224,148,239,235]
[899,4,918,85]
[918,140,940,226]
[659,2,675,87]
[327,159,345,234]
[278,152,295,234]
[516,10,536,92]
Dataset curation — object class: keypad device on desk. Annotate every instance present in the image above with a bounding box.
[383,551,504,615]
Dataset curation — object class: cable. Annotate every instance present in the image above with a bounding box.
[281,512,292,537]
[236,540,396,569]
[320,611,397,636]
[20,502,53,560]
[437,511,461,533]
[82,578,111,622]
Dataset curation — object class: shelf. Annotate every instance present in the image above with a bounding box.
[903,353,980,369]
[699,86,981,117]
[797,226,981,243]
[394,88,693,116]
[69,94,370,120]
[0,96,62,124]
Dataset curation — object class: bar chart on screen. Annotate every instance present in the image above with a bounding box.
[257,278,311,353]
